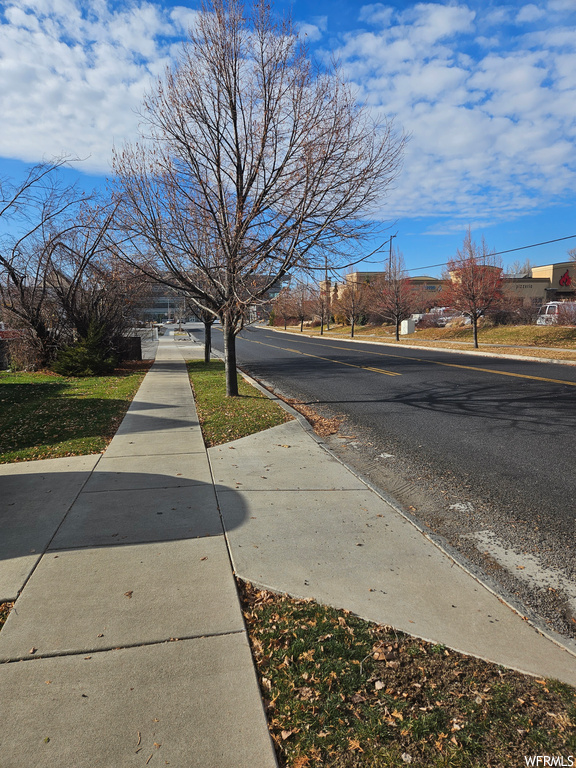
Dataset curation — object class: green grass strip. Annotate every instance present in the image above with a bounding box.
[0,365,149,463]
[240,582,576,768]
[187,360,292,447]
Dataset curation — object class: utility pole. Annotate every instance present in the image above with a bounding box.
[326,262,331,332]
[388,232,397,275]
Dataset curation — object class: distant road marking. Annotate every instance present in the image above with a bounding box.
[255,331,576,387]
[240,336,401,377]
[363,366,402,376]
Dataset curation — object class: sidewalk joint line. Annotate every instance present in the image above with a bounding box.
[0,630,246,664]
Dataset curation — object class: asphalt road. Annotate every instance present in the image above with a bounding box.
[200,324,576,636]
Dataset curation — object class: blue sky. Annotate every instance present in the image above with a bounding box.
[1,0,575,276]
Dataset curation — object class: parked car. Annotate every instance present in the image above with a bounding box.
[536,301,576,325]
[429,307,471,327]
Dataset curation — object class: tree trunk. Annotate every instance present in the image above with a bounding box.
[203,320,212,364]
[473,316,479,348]
[395,317,400,341]
[223,315,239,396]
[351,316,355,338]
[300,318,304,332]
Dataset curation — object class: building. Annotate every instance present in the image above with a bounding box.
[321,261,576,311]
[321,272,445,308]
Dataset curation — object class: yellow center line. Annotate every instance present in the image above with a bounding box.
[243,337,401,377]
[258,332,576,387]
[363,366,402,376]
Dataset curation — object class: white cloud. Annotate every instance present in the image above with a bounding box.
[359,4,394,26]
[169,6,200,34]
[547,0,576,11]
[516,4,545,23]
[297,22,324,42]
[0,0,575,232]
[332,1,576,223]
[0,0,190,173]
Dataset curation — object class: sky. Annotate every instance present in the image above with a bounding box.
[1,0,575,277]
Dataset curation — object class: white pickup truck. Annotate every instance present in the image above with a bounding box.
[536,301,576,325]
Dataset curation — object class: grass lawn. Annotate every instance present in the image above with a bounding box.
[0,361,151,463]
[241,582,576,768]
[187,360,292,446]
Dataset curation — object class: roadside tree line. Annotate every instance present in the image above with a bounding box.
[272,231,576,349]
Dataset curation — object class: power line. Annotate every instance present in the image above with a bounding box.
[406,233,576,274]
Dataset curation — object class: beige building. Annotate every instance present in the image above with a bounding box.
[504,262,575,306]
[321,262,576,309]
[321,271,445,308]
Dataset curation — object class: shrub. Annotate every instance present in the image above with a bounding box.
[556,304,576,326]
[3,330,47,371]
[52,323,118,377]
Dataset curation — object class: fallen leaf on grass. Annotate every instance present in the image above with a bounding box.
[348,738,364,752]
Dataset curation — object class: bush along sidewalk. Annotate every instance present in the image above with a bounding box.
[52,322,119,377]
[239,582,576,768]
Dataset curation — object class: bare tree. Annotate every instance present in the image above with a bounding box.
[0,162,89,366]
[373,250,416,340]
[506,258,533,278]
[290,282,315,332]
[0,163,143,369]
[312,277,335,336]
[184,296,215,364]
[272,287,294,330]
[334,278,371,338]
[48,203,144,362]
[112,0,404,395]
[443,229,504,348]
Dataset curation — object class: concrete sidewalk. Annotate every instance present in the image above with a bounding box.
[210,420,576,686]
[0,337,277,767]
[178,329,576,684]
